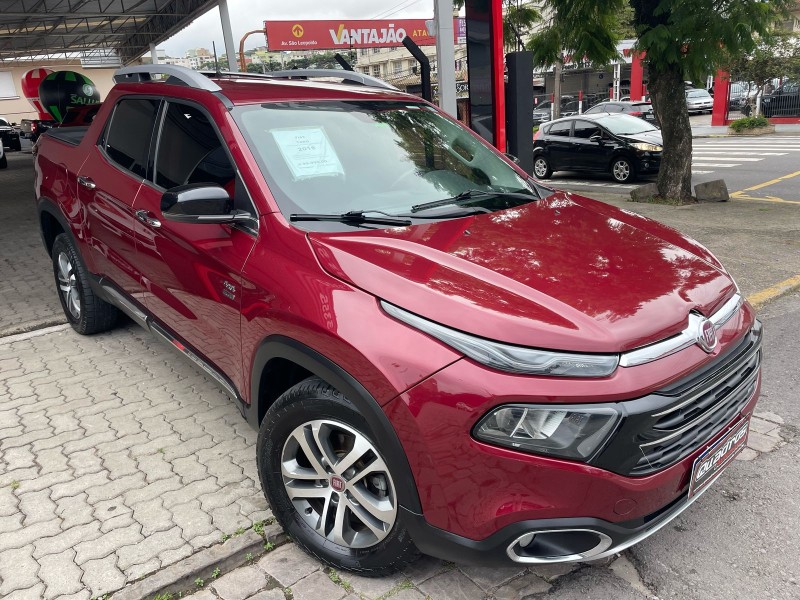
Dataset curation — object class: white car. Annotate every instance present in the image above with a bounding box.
[0,143,6,169]
[686,89,714,113]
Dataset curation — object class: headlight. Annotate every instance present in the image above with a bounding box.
[474,405,620,460]
[381,302,619,377]
[631,142,662,152]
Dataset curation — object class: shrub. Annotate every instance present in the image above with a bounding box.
[729,115,769,132]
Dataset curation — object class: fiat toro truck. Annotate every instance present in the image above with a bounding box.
[34,64,761,575]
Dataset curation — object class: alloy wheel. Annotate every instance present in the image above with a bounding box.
[612,160,631,182]
[281,419,397,549]
[534,158,549,178]
[57,252,81,320]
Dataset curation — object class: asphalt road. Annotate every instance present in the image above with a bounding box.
[545,132,800,205]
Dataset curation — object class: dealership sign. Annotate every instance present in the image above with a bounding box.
[265,19,462,51]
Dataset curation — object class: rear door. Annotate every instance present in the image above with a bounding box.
[79,97,160,298]
[133,99,258,395]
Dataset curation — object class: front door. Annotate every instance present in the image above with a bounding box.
[571,120,613,172]
[133,100,258,396]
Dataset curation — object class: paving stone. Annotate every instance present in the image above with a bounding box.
[80,554,126,598]
[246,590,286,600]
[132,497,174,536]
[172,455,209,484]
[257,543,322,587]
[33,522,102,559]
[55,493,94,529]
[291,571,347,600]
[492,573,551,599]
[211,565,268,600]
[74,522,143,564]
[0,545,39,595]
[172,499,216,540]
[38,549,84,599]
[67,449,104,477]
[0,518,61,553]
[2,583,47,600]
[210,503,252,534]
[18,489,57,526]
[0,513,22,534]
[162,478,220,510]
[529,562,577,581]
[753,410,784,425]
[50,471,110,501]
[186,591,218,600]
[124,557,161,580]
[749,417,780,435]
[117,526,185,570]
[136,453,175,482]
[158,542,194,565]
[736,447,759,461]
[124,477,183,506]
[0,486,19,516]
[418,569,485,600]
[458,565,526,591]
[403,557,450,585]
[747,431,782,453]
[85,472,145,504]
[199,484,254,512]
[3,446,36,470]
[14,470,73,495]
[35,446,71,475]
[387,590,428,600]
[340,571,405,599]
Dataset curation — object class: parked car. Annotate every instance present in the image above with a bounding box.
[20,118,56,142]
[685,89,713,113]
[761,80,800,117]
[533,113,662,183]
[35,65,760,574]
[533,98,578,124]
[0,117,22,151]
[583,100,658,124]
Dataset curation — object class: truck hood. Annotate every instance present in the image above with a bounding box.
[308,192,735,353]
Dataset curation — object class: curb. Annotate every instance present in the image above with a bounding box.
[111,524,288,600]
[747,274,800,310]
[0,322,70,344]
[0,317,68,340]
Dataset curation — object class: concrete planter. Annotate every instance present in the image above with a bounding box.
[727,124,776,136]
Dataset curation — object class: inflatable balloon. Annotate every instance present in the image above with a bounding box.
[20,68,53,120]
[38,71,101,123]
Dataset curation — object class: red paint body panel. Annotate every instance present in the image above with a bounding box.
[34,73,761,556]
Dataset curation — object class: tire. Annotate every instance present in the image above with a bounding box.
[611,157,636,183]
[257,377,418,576]
[0,153,6,169]
[533,155,553,179]
[51,233,118,335]
[11,139,21,152]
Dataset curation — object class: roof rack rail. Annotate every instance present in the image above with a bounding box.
[199,69,398,91]
[267,69,398,91]
[114,64,222,92]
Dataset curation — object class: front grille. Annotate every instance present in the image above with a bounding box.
[591,322,762,477]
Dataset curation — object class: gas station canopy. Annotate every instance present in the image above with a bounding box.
[0,0,218,64]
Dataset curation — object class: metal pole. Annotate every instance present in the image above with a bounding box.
[218,0,238,72]
[434,0,457,116]
[150,42,159,64]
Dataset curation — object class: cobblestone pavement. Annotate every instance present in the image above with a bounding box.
[0,151,66,337]
[0,324,271,599]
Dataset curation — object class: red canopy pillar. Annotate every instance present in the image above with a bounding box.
[711,70,730,126]
[630,52,645,101]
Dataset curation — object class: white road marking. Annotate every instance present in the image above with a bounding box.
[691,156,763,161]
[692,170,714,174]
[692,151,787,156]
[689,163,739,167]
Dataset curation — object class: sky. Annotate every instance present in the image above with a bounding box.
[159,0,438,58]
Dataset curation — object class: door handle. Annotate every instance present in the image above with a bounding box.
[77,176,96,190]
[135,210,162,229]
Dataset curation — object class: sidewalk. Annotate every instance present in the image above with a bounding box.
[692,123,800,137]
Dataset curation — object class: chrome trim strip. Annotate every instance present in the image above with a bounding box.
[619,293,742,368]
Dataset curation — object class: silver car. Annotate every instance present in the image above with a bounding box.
[686,89,713,114]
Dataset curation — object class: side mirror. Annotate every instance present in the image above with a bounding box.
[589,134,603,144]
[161,184,250,225]
[11,122,17,126]
[504,152,521,165]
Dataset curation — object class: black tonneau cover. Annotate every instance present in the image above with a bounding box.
[44,126,89,146]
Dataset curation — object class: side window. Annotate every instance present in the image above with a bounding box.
[573,121,602,139]
[547,121,572,137]
[155,102,252,214]
[102,98,160,178]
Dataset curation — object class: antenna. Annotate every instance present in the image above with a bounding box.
[212,41,221,77]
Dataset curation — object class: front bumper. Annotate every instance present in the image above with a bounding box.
[386,302,760,560]
[635,153,661,174]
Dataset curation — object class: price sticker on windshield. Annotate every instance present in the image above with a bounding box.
[271,127,344,180]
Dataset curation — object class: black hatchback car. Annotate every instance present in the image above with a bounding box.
[533,114,662,183]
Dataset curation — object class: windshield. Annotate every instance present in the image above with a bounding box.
[595,114,658,135]
[234,100,535,227]
[0,118,9,127]
[686,90,711,99]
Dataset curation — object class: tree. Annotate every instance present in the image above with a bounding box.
[727,32,800,112]
[530,0,792,201]
[503,1,542,51]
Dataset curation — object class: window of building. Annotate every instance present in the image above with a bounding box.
[372,65,381,78]
[102,98,160,178]
[372,47,381,54]
[393,61,403,75]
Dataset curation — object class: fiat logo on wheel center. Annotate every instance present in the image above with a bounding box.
[697,318,717,353]
[330,476,345,492]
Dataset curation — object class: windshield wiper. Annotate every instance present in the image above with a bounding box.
[410,189,538,213]
[289,211,412,227]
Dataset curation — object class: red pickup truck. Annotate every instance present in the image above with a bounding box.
[35,65,761,574]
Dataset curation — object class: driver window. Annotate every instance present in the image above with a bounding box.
[154,102,253,213]
[573,121,602,140]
